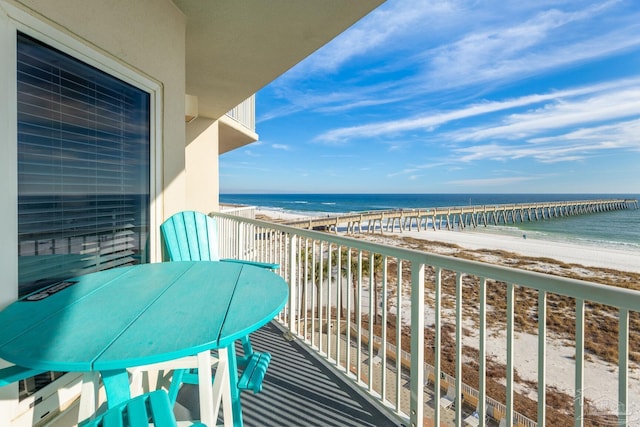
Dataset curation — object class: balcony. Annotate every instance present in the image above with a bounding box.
[43,210,638,427]
[218,95,258,154]
[173,321,401,427]
[225,95,256,132]
[47,318,401,427]
[208,211,640,427]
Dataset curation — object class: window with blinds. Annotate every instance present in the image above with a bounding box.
[17,32,151,300]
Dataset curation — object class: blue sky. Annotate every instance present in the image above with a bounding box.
[220,0,640,194]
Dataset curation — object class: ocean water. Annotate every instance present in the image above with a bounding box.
[220,193,640,252]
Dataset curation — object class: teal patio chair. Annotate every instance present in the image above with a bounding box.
[160,210,279,271]
[160,210,278,398]
[79,390,204,427]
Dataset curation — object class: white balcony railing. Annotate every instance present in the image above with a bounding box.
[220,205,256,219]
[225,95,255,131]
[211,211,640,427]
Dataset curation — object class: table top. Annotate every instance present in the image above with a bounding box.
[0,261,288,372]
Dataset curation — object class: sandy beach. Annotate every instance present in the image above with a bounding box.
[255,206,640,274]
[251,206,640,419]
[399,227,640,274]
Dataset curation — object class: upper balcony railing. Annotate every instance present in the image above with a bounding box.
[211,211,640,427]
[225,95,255,131]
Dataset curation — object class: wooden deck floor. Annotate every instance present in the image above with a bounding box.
[173,321,402,427]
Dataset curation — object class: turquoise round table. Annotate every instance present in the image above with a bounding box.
[0,261,289,427]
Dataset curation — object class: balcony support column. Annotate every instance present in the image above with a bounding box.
[409,263,425,427]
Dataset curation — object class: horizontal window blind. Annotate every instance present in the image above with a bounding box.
[17,33,150,299]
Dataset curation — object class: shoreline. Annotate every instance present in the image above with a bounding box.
[251,206,640,274]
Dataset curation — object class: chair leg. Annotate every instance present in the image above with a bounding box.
[227,344,243,427]
[237,336,254,367]
[167,369,186,405]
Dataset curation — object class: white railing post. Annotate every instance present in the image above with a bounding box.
[335,245,343,371]
[619,308,629,425]
[395,260,402,414]
[356,250,363,381]
[346,249,352,378]
[368,256,374,392]
[237,221,245,260]
[538,290,547,427]
[380,256,388,403]
[455,273,463,425]
[434,267,443,426]
[575,298,585,427]
[288,234,298,335]
[479,277,487,426]
[218,216,229,258]
[506,282,515,427]
[410,262,425,427]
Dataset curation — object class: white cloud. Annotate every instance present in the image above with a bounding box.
[315,80,636,143]
[260,1,468,122]
[449,86,640,142]
[319,154,356,158]
[452,134,637,164]
[387,160,453,177]
[447,176,537,186]
[280,0,445,78]
[263,0,640,126]
[272,144,290,151]
[531,118,640,148]
[387,168,419,178]
[422,1,635,89]
[243,150,259,157]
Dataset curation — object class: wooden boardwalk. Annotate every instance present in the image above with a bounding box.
[284,198,639,234]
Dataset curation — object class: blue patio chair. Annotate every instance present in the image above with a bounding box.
[160,210,279,271]
[79,390,204,427]
[160,210,278,398]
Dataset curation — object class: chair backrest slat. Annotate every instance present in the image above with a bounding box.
[80,390,180,427]
[160,211,220,262]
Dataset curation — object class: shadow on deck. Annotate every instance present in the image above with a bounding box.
[173,322,402,427]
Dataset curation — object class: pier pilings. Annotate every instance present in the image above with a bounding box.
[284,198,639,234]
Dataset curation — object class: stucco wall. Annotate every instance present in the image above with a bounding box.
[186,119,220,214]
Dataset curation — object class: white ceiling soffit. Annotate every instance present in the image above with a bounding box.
[173,0,385,120]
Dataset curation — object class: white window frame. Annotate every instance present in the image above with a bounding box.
[0,3,163,425]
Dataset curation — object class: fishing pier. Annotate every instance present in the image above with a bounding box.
[284,198,639,234]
